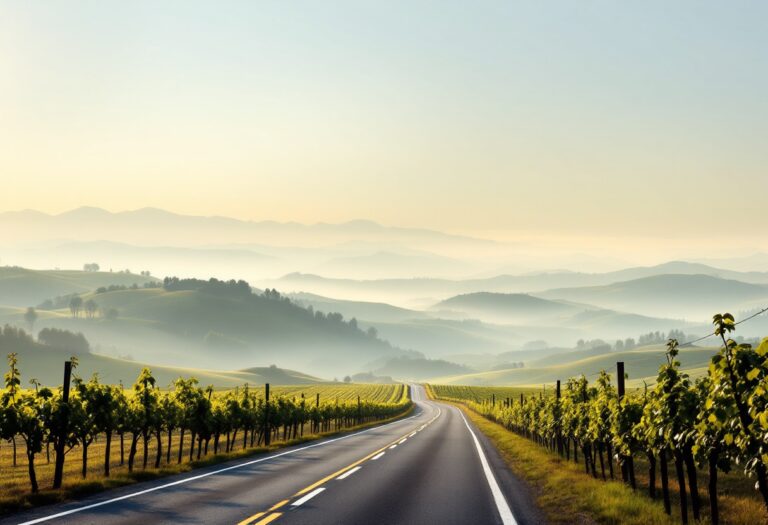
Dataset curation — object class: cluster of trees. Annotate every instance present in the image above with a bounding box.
[581,331,688,353]
[82,263,100,272]
[65,297,118,320]
[0,357,411,493]
[460,314,768,525]
[38,328,90,354]
[68,296,98,319]
[163,277,251,298]
[0,325,90,354]
[576,338,613,352]
[637,330,684,346]
[0,325,38,353]
[95,282,160,294]
[37,293,80,311]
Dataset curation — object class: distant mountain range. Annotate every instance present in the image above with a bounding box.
[273,261,768,307]
[538,274,768,320]
[0,207,490,248]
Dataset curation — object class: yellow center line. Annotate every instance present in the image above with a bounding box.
[237,511,265,525]
[234,407,442,525]
[269,500,290,511]
[293,408,442,497]
[253,513,282,525]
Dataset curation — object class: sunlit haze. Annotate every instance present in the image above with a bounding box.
[2,1,767,252]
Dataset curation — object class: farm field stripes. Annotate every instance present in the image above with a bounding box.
[428,385,542,404]
[266,383,408,403]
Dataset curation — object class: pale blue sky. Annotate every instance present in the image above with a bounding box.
[1,1,766,240]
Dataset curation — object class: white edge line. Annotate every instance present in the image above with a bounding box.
[458,410,517,525]
[291,487,326,506]
[335,466,362,480]
[389,444,398,449]
[371,451,385,460]
[16,414,418,525]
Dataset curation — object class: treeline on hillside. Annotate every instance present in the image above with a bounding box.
[163,277,251,297]
[434,313,768,525]
[0,326,90,354]
[576,329,758,354]
[160,277,394,345]
[0,355,411,493]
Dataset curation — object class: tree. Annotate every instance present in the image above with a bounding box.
[126,368,158,471]
[69,296,84,318]
[16,381,54,492]
[83,263,100,272]
[343,375,352,384]
[24,307,38,334]
[84,299,98,319]
[94,384,122,477]
[172,377,199,464]
[0,353,22,467]
[71,374,116,478]
[38,328,90,353]
[708,314,768,512]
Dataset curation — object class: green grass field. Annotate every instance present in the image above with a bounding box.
[0,344,325,388]
[0,267,159,308]
[429,344,718,387]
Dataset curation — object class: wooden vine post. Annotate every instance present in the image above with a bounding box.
[264,383,271,446]
[52,360,72,489]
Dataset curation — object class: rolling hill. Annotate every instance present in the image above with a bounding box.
[272,262,768,308]
[432,292,588,323]
[430,344,722,388]
[289,292,427,323]
[539,274,768,321]
[0,267,159,308]
[0,279,410,378]
[0,338,325,388]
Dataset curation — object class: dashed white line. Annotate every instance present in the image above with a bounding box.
[292,487,326,507]
[398,438,407,444]
[336,466,362,480]
[409,432,417,437]
[371,451,386,460]
[389,444,398,449]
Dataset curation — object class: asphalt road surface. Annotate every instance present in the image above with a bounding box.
[3,385,545,525]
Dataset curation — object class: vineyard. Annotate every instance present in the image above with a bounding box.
[0,355,410,509]
[428,385,539,404]
[265,383,407,404]
[430,313,768,525]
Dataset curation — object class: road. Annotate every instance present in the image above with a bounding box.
[4,385,545,525]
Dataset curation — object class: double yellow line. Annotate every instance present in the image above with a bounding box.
[238,408,441,525]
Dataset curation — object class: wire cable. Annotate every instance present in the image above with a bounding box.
[679,305,768,348]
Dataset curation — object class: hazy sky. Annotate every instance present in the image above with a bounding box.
[2,1,767,240]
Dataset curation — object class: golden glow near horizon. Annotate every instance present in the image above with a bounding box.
[1,1,767,244]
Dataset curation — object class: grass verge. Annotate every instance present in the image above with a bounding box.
[454,402,677,525]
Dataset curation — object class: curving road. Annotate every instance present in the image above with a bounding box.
[3,386,545,525]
